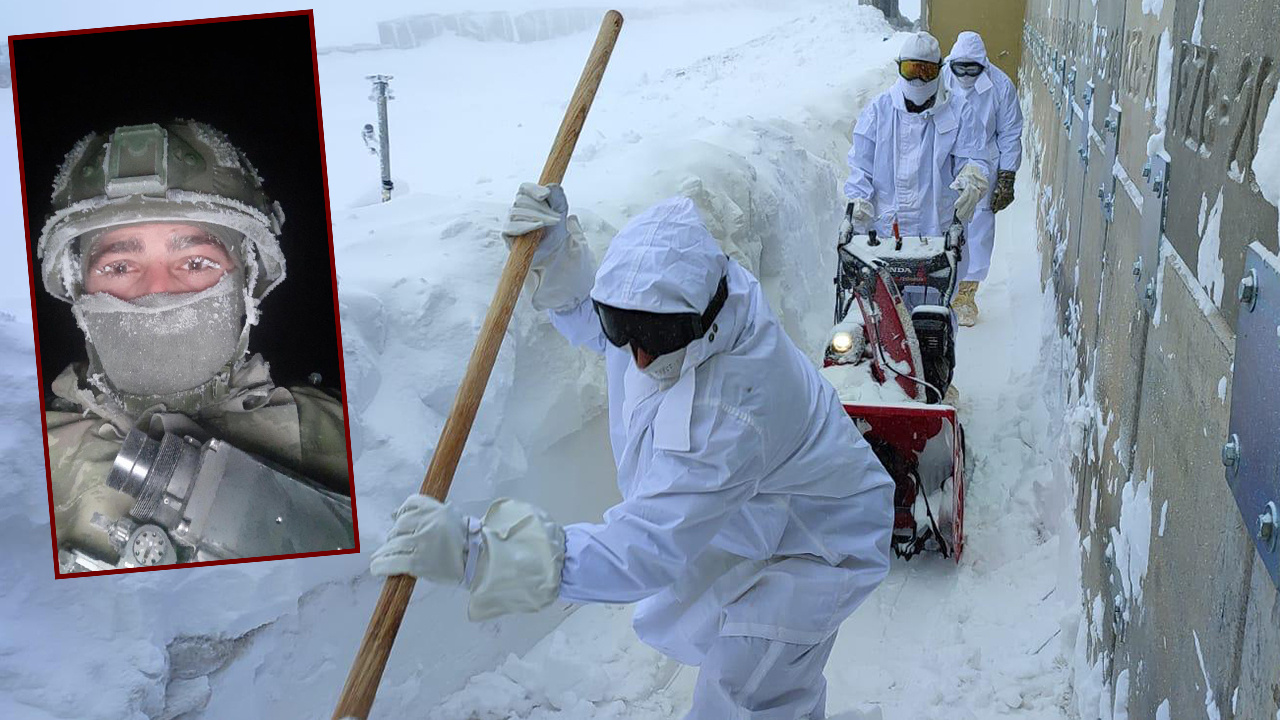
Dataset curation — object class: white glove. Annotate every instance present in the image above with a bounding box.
[503,182,574,263]
[370,495,565,622]
[370,494,468,584]
[950,163,990,222]
[847,197,875,231]
[468,498,565,621]
[502,182,595,312]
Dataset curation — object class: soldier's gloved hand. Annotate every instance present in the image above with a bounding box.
[950,163,990,222]
[991,170,1016,213]
[371,494,469,584]
[371,495,565,621]
[846,197,875,232]
[501,182,595,312]
[503,182,575,265]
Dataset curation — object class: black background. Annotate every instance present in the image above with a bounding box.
[13,13,342,395]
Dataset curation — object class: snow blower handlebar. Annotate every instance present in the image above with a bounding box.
[330,11,624,719]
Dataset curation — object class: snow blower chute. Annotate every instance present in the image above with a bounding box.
[822,209,968,562]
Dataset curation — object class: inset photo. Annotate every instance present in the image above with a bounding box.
[11,11,358,576]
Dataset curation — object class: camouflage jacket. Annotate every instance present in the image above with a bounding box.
[46,355,351,563]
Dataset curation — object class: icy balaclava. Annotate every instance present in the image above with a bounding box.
[897,32,943,105]
[73,268,247,397]
[36,121,287,413]
[592,197,728,387]
[947,31,990,91]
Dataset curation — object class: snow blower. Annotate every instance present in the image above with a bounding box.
[822,208,968,562]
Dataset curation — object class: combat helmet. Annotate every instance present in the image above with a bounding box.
[37,120,287,303]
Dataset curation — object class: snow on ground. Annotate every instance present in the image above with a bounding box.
[0,2,1078,718]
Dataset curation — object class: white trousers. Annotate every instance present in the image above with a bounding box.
[959,192,996,282]
[685,633,838,720]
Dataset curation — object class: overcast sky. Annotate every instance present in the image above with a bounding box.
[3,0,793,47]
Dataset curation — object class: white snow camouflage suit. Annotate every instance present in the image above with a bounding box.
[943,31,1024,282]
[546,196,894,719]
[843,77,991,237]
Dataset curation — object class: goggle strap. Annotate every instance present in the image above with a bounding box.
[593,273,730,350]
[698,275,729,334]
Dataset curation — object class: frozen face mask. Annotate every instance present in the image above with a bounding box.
[72,271,247,398]
[639,346,687,388]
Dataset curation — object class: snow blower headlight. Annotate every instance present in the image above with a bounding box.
[831,331,855,355]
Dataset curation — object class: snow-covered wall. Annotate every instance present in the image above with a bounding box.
[1019,0,1280,716]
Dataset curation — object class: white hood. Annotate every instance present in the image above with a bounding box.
[590,196,727,314]
[946,31,990,68]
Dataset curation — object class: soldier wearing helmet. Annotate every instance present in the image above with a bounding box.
[38,120,353,570]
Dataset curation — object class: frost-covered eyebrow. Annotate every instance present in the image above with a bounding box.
[168,233,224,253]
[87,237,144,266]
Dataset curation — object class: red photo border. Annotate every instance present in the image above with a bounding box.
[8,9,361,579]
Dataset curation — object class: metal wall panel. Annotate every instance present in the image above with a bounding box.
[926,0,1029,84]
[1020,0,1280,715]
[1163,0,1280,330]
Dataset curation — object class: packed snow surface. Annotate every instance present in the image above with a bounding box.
[2,2,1075,718]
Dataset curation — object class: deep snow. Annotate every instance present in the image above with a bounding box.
[1,2,1077,718]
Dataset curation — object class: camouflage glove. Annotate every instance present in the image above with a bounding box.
[991,170,1016,213]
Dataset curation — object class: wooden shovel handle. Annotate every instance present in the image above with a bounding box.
[331,10,623,719]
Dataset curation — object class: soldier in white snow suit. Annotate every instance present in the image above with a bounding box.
[844,31,991,317]
[942,30,1025,326]
[38,120,353,571]
[373,187,895,719]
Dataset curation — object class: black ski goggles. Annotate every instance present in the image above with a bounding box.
[897,59,941,82]
[593,275,729,357]
[949,60,985,78]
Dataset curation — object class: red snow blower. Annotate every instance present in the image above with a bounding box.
[823,208,968,562]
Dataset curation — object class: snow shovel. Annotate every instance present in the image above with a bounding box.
[330,11,624,719]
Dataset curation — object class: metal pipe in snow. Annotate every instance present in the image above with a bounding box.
[366,74,394,202]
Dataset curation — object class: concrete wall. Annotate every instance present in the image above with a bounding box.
[926,0,1028,84]
[1020,0,1279,716]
